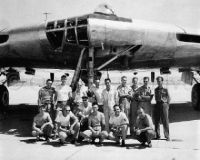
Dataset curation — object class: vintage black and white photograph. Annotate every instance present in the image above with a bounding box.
[0,0,200,160]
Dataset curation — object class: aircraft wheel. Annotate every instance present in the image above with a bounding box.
[0,85,9,113]
[191,83,200,111]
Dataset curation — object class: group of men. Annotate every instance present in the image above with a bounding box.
[32,74,171,147]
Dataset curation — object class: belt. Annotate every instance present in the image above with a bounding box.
[57,101,67,103]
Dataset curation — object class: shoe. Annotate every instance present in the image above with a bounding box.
[115,140,120,145]
[71,139,80,145]
[46,137,50,143]
[74,140,80,146]
[141,142,146,146]
[59,139,65,144]
[155,135,160,140]
[91,139,95,144]
[166,138,171,141]
[147,142,152,148]
[98,141,103,146]
[121,140,125,147]
[52,134,58,140]
[36,136,40,141]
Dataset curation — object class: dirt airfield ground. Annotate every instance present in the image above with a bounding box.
[0,69,200,160]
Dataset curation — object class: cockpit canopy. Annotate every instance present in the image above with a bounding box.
[94,4,116,16]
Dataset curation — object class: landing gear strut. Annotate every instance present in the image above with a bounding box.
[0,85,9,113]
[191,71,200,111]
[70,47,95,90]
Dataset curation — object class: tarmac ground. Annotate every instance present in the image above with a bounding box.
[0,102,200,160]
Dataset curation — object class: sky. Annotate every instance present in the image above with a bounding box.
[0,0,200,33]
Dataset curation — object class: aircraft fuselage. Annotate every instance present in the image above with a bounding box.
[1,13,200,70]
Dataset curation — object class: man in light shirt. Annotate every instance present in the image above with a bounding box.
[55,105,80,145]
[102,78,118,132]
[55,75,72,118]
[108,105,129,147]
[72,80,88,108]
[117,76,132,124]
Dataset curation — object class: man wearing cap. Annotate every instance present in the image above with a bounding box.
[135,108,155,148]
[153,76,171,141]
[38,79,56,120]
[32,105,54,142]
[108,105,129,147]
[55,75,72,119]
[55,105,80,145]
[80,102,108,145]
[102,78,118,132]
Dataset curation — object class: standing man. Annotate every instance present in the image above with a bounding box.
[154,76,171,141]
[55,74,72,118]
[135,108,155,148]
[72,80,88,108]
[102,78,118,132]
[117,76,132,121]
[55,105,80,145]
[138,77,153,116]
[80,102,108,145]
[38,79,56,120]
[130,77,140,136]
[89,79,103,112]
[108,105,129,147]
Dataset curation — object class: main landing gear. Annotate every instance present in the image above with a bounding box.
[191,71,200,111]
[0,68,18,114]
[0,85,9,113]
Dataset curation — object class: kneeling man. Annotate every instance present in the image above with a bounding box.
[55,105,80,145]
[108,105,129,147]
[135,108,155,147]
[32,105,53,142]
[80,102,108,145]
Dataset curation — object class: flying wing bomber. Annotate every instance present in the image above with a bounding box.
[1,4,200,111]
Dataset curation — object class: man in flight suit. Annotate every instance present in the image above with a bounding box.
[153,76,171,141]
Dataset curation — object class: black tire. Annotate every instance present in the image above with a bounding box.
[191,83,200,111]
[0,85,9,113]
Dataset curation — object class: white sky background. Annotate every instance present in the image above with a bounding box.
[0,0,200,33]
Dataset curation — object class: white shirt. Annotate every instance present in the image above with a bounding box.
[109,112,129,126]
[102,87,118,110]
[56,84,71,101]
[55,111,76,127]
[73,86,88,103]
[78,102,93,116]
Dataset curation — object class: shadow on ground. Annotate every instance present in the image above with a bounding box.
[168,102,200,123]
[0,104,38,137]
[0,102,200,138]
